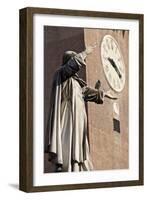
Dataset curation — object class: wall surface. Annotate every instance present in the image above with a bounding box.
[44,26,85,172]
[84,28,129,170]
[0,0,146,200]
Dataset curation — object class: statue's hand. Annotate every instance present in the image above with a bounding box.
[95,80,101,90]
[104,90,118,100]
[80,43,98,59]
[85,44,97,55]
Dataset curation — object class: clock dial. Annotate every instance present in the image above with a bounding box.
[101,35,126,92]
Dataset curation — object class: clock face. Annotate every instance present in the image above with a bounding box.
[101,35,125,92]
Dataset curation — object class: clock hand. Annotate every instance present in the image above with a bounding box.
[108,57,122,79]
[104,90,118,100]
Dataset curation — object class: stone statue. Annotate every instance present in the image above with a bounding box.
[45,45,117,172]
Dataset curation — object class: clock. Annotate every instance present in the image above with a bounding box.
[101,35,125,92]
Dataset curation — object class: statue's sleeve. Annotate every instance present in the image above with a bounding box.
[82,86,104,104]
[58,53,86,82]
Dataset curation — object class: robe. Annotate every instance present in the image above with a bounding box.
[45,53,104,172]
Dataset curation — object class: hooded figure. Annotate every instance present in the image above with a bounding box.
[45,50,105,172]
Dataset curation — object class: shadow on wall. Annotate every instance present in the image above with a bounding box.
[44,26,86,173]
[8,183,19,190]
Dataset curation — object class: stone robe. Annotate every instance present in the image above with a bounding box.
[46,53,104,172]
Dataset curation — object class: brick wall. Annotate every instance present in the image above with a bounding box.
[84,28,129,170]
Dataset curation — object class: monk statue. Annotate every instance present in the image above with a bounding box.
[45,45,117,172]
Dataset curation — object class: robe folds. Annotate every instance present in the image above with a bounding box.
[45,53,104,172]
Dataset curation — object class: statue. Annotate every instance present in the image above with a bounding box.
[45,45,117,172]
